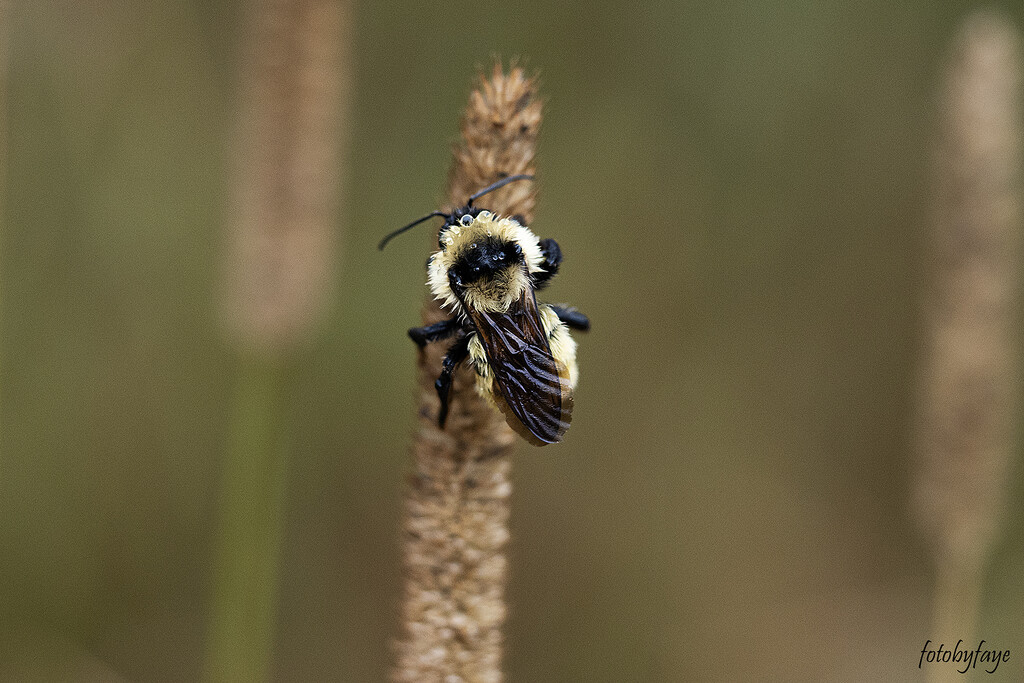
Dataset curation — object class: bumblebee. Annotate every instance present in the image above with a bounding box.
[379,175,589,445]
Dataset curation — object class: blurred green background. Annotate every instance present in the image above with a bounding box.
[3,1,1024,681]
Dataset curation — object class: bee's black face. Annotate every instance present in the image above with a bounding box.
[448,239,524,289]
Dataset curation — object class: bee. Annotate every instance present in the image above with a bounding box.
[379,175,589,445]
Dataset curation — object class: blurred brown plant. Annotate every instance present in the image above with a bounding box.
[392,64,541,683]
[913,9,1022,658]
[0,0,8,441]
[208,1,352,681]
[220,0,352,350]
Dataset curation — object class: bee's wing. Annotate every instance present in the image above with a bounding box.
[467,289,573,446]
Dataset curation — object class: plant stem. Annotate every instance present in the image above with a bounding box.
[206,353,288,683]
[207,0,350,677]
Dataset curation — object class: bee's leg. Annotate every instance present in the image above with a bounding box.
[532,238,562,290]
[436,333,471,428]
[549,304,590,332]
[408,317,459,348]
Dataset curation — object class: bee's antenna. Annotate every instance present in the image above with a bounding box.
[380,175,533,251]
[466,174,534,207]
[378,211,448,250]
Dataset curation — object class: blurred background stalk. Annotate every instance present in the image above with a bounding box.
[0,0,8,480]
[206,353,288,682]
[914,11,1022,679]
[207,0,351,680]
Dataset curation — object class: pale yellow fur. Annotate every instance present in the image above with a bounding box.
[427,211,578,403]
[427,212,545,314]
[468,303,578,404]
[540,304,579,388]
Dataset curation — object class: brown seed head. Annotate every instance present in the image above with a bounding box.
[914,10,1022,570]
[393,63,542,683]
[221,0,353,350]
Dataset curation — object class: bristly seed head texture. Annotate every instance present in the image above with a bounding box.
[392,64,542,683]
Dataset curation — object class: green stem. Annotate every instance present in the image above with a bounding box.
[205,352,289,682]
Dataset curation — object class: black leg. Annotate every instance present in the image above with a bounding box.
[532,238,562,290]
[436,334,471,428]
[408,317,459,348]
[549,304,590,332]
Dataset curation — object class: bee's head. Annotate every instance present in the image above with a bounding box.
[427,210,544,314]
[378,174,544,314]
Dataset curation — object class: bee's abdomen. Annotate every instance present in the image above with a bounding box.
[539,304,579,391]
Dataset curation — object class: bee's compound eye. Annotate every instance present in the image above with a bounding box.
[460,214,473,227]
[514,243,523,256]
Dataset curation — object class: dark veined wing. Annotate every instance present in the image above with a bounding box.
[466,288,573,446]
